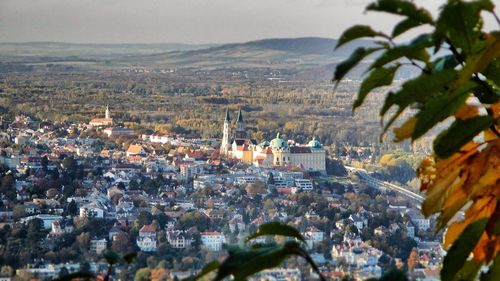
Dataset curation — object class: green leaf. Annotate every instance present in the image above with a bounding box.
[381,69,457,115]
[392,18,422,38]
[452,260,481,281]
[335,25,385,49]
[333,47,381,86]
[188,260,221,281]
[412,82,475,140]
[123,252,137,264]
[246,222,305,243]
[441,218,488,281]
[354,65,399,110]
[103,250,120,265]
[436,0,494,55]
[370,34,433,69]
[480,254,500,281]
[433,55,460,73]
[473,84,500,104]
[483,57,500,87]
[52,272,95,281]
[215,241,324,281]
[434,116,495,158]
[367,0,433,24]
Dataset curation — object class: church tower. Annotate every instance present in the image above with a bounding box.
[105,105,110,119]
[220,109,231,155]
[234,108,246,139]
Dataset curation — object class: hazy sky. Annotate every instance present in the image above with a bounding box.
[0,0,498,44]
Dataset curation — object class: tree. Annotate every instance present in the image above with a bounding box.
[333,0,500,279]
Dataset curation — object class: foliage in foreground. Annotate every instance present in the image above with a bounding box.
[191,222,407,281]
[333,0,500,280]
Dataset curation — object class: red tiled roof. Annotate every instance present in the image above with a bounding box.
[139,224,156,233]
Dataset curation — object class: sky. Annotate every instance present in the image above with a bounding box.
[0,0,498,44]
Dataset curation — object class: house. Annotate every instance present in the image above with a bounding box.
[50,219,74,236]
[294,179,313,191]
[200,231,226,251]
[407,209,431,231]
[166,230,194,249]
[349,214,367,230]
[79,204,104,219]
[24,202,40,215]
[90,238,107,254]
[126,145,146,157]
[137,225,157,252]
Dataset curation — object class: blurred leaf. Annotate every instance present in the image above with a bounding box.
[434,116,494,158]
[393,117,416,142]
[473,84,500,104]
[452,260,481,281]
[370,34,433,69]
[188,260,220,281]
[412,82,475,139]
[483,57,500,87]
[436,0,494,55]
[441,218,488,281]
[433,55,460,73]
[214,242,324,281]
[246,222,306,243]
[367,0,433,24]
[52,271,95,281]
[381,69,457,115]
[480,254,500,281]
[333,47,381,87]
[123,252,137,264]
[103,250,120,265]
[354,65,399,110]
[378,269,409,281]
[392,18,422,38]
[335,25,385,49]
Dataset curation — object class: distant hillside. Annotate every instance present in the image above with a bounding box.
[132,37,375,70]
[0,38,392,77]
[0,42,217,58]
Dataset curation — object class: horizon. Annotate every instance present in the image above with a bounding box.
[4,0,497,44]
[0,36,337,46]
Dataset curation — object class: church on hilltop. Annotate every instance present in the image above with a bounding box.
[89,106,114,127]
[220,109,326,172]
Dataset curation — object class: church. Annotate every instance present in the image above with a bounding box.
[220,109,326,173]
[89,106,114,127]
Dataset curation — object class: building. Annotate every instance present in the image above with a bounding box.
[166,230,194,249]
[219,109,326,172]
[137,225,157,252]
[103,127,135,137]
[89,106,114,127]
[90,238,107,255]
[126,144,146,157]
[200,231,226,251]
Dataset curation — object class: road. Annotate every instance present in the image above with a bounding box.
[345,166,424,206]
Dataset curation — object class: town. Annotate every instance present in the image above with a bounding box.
[0,106,443,281]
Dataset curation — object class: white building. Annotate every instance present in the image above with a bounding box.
[136,225,157,252]
[200,232,226,251]
[90,238,107,255]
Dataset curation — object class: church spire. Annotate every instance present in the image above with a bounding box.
[236,108,243,123]
[235,108,246,139]
[105,105,110,119]
[225,108,231,122]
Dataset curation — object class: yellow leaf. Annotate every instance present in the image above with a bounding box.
[422,167,461,217]
[393,117,416,142]
[444,196,496,248]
